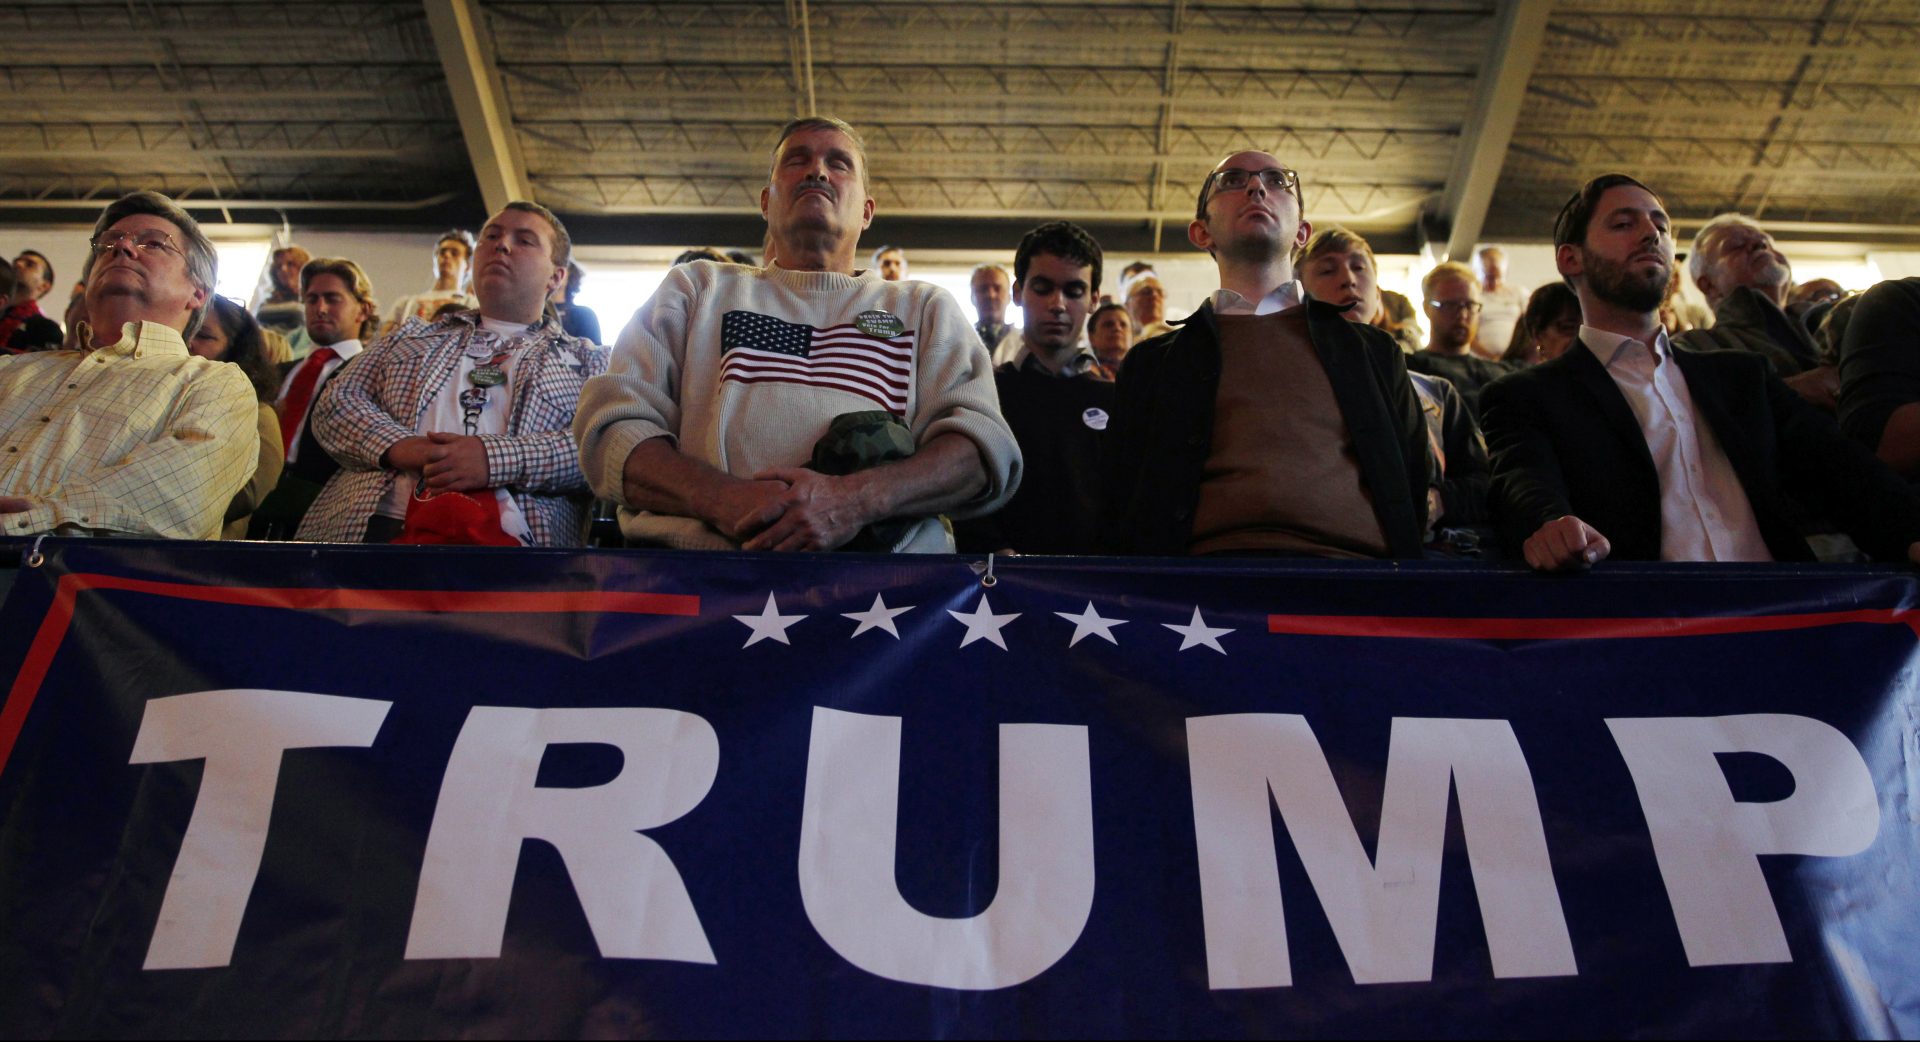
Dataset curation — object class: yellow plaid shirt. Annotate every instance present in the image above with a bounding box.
[0,321,259,539]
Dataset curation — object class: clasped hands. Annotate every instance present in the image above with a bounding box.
[384,432,490,492]
[703,468,873,553]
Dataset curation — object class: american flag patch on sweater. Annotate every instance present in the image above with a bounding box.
[719,310,913,414]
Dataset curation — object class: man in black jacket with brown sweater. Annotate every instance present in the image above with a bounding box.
[1103,151,1432,558]
[1482,174,1920,571]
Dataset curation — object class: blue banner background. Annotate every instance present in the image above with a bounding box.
[1,541,1916,1038]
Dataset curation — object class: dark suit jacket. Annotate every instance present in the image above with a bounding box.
[1481,341,1920,562]
[1102,298,1433,557]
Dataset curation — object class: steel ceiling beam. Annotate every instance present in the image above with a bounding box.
[530,173,1433,221]
[508,119,1454,165]
[1434,0,1553,260]
[484,0,1492,46]
[422,0,529,214]
[1147,0,1188,251]
[0,120,453,157]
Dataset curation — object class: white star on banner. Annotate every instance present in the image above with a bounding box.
[949,594,1021,650]
[842,593,915,639]
[1163,606,1232,654]
[1055,601,1128,647]
[734,592,806,647]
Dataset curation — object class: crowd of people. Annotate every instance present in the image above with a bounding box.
[4,114,1920,571]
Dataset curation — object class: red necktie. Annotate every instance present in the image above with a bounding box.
[278,347,339,453]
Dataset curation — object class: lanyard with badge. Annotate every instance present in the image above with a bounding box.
[457,328,513,436]
[400,324,523,546]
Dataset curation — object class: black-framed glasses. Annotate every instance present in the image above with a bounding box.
[1427,299,1483,315]
[90,230,182,258]
[1212,168,1297,194]
[1197,165,1300,217]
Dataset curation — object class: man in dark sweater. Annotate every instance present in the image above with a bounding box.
[957,222,1114,555]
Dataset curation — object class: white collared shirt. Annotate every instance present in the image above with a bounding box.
[1579,325,1772,562]
[993,327,1095,370]
[277,337,364,463]
[1007,334,1101,377]
[1211,280,1305,316]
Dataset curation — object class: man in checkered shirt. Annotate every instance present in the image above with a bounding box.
[300,202,608,547]
[0,191,258,540]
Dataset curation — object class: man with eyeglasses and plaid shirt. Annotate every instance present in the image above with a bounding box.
[1101,151,1433,558]
[0,191,258,540]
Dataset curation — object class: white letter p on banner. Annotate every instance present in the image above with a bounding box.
[1607,713,1879,967]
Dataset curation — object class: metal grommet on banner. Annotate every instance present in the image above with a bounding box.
[24,533,48,569]
[980,552,998,588]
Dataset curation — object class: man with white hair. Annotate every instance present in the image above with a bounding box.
[969,263,1012,350]
[0,191,258,538]
[1475,245,1527,358]
[1677,212,1837,410]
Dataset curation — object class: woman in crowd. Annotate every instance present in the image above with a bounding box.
[1501,282,1582,367]
[1298,226,1491,550]
[189,296,286,539]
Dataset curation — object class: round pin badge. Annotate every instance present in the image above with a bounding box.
[1082,407,1109,431]
[854,310,906,338]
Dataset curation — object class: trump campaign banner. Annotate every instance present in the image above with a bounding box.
[0,540,1917,1038]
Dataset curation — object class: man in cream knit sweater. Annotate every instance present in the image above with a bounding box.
[576,117,1021,552]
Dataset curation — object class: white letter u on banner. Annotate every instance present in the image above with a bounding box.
[797,707,1096,990]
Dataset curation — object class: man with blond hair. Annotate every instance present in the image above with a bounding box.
[248,256,381,538]
[576,115,1020,552]
[1409,261,1511,416]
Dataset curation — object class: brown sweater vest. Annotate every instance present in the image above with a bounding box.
[1188,310,1390,557]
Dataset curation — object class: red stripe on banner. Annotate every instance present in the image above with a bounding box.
[1266,608,1920,640]
[0,574,699,777]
